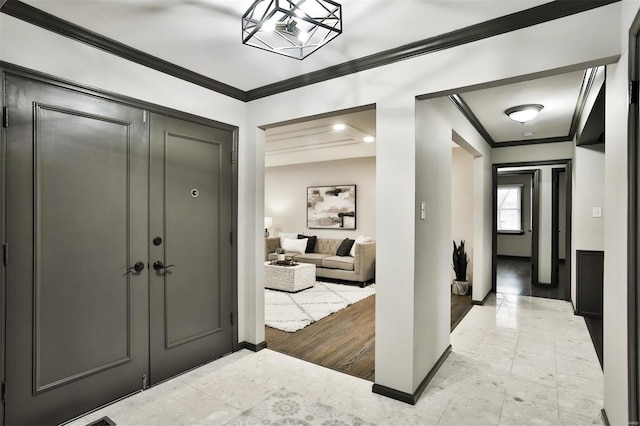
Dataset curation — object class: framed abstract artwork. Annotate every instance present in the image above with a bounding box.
[307,185,356,229]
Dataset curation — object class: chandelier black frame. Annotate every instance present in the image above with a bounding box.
[242,0,342,60]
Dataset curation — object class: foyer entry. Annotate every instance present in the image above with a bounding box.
[3,75,236,425]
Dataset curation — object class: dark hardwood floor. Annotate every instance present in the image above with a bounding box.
[266,294,376,381]
[496,256,567,300]
[451,293,473,330]
[265,292,473,381]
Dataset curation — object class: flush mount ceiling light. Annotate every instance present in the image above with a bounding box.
[332,123,346,131]
[505,104,544,124]
[242,0,342,60]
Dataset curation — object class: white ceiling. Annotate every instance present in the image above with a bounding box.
[460,70,588,143]
[13,0,599,165]
[21,0,552,91]
[265,108,375,167]
[265,66,597,165]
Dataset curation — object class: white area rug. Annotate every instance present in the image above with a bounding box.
[265,281,376,332]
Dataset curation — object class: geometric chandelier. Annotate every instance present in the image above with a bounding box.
[242,0,342,60]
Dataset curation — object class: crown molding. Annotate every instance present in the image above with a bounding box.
[448,94,497,148]
[449,67,602,149]
[1,0,620,102]
[0,0,247,101]
[245,0,620,100]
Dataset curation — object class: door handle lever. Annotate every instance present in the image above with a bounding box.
[126,261,145,274]
[153,261,174,272]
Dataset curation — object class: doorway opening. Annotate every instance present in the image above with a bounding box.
[492,160,572,301]
[450,131,482,329]
[495,168,539,296]
[262,106,377,381]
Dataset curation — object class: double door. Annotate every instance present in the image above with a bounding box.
[3,75,235,425]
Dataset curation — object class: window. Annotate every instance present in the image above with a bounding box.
[497,184,523,233]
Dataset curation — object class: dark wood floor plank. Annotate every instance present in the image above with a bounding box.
[496,256,567,299]
[265,290,473,382]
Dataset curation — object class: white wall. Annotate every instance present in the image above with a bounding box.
[246,8,621,394]
[571,144,605,304]
[452,147,474,282]
[492,141,573,164]
[377,96,417,393]
[537,166,554,284]
[418,101,492,304]
[0,16,245,127]
[414,99,453,391]
[1,0,626,405]
[497,174,532,257]
[265,157,376,239]
[602,1,640,423]
[413,99,492,394]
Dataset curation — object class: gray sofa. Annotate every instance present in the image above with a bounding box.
[265,237,375,287]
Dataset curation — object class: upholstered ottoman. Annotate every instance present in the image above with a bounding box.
[264,262,315,292]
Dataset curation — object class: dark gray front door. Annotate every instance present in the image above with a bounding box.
[4,76,149,425]
[3,76,236,425]
[148,114,234,384]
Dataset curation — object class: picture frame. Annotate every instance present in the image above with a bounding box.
[307,185,356,230]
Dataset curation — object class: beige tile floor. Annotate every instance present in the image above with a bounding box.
[66,293,603,426]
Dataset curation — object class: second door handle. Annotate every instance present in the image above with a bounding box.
[153,261,175,272]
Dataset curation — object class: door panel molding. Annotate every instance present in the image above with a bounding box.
[32,103,134,394]
[4,74,150,425]
[162,131,226,350]
[150,113,234,385]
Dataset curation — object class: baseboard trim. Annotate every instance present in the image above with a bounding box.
[472,291,492,305]
[497,255,531,260]
[372,345,452,405]
[240,341,267,352]
[600,408,610,426]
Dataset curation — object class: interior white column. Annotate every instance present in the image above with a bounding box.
[374,97,417,394]
[413,99,452,389]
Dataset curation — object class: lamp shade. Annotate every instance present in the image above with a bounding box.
[264,217,273,229]
[505,104,544,123]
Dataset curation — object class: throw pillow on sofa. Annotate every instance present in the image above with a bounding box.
[279,232,298,247]
[336,238,355,256]
[283,237,307,254]
[298,234,317,253]
[349,235,371,257]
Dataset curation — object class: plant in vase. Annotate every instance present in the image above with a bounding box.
[452,239,470,295]
[276,247,286,262]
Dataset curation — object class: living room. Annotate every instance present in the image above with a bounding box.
[263,108,377,379]
[262,106,479,381]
